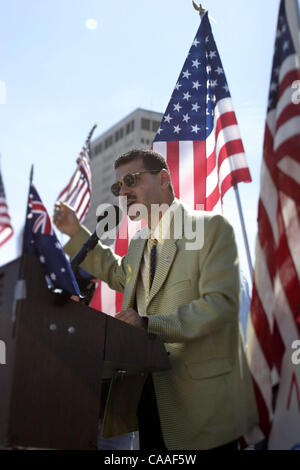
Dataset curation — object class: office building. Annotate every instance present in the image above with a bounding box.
[84,108,163,231]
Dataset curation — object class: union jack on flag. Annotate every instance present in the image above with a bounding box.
[29,193,53,235]
[0,168,13,247]
[57,146,91,223]
[152,11,251,211]
[246,0,300,445]
[24,183,81,297]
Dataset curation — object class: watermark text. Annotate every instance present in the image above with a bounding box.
[291,340,300,365]
[0,340,6,365]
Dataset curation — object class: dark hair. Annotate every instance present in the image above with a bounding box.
[114,149,174,195]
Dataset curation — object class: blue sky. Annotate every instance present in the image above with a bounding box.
[0,0,294,281]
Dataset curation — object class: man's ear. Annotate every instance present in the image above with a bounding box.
[160,169,171,190]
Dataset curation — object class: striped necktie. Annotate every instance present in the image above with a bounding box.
[149,238,158,292]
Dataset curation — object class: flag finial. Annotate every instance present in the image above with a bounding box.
[192,1,207,17]
[85,124,97,147]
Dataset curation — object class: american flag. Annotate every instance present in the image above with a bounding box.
[57,146,91,223]
[90,216,145,315]
[24,183,81,297]
[0,168,13,247]
[152,11,251,211]
[90,13,251,314]
[246,0,300,444]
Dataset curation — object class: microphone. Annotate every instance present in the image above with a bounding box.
[71,204,121,271]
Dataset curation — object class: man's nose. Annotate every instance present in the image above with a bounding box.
[119,182,132,197]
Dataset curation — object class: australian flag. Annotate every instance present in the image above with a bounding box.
[23,183,81,297]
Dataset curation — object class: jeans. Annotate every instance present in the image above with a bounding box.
[97,419,135,450]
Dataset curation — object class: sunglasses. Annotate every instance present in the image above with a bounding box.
[111,170,161,197]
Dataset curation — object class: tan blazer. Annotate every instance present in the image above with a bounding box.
[65,202,258,450]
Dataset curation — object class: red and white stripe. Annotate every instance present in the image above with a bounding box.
[246,0,300,443]
[0,196,13,247]
[153,97,251,212]
[58,147,91,223]
[0,167,13,247]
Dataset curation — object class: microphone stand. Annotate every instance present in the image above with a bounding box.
[70,231,99,271]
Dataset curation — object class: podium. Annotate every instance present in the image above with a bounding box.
[0,255,170,449]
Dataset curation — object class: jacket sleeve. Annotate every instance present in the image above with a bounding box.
[64,225,127,293]
[146,215,240,343]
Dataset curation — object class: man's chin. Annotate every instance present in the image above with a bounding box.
[126,202,148,222]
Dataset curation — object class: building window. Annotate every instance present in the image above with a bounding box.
[141,118,150,131]
[93,143,103,156]
[152,120,160,132]
[115,127,124,142]
[126,120,135,135]
[105,135,113,149]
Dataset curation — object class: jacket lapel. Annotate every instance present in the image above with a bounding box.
[147,238,177,305]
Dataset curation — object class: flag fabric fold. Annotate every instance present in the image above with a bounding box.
[0,169,13,247]
[24,183,81,297]
[152,11,251,212]
[246,0,300,446]
[57,146,91,223]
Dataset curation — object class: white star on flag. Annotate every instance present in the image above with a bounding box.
[183,69,191,79]
[173,103,182,112]
[173,125,181,134]
[192,81,201,90]
[270,82,277,92]
[283,40,289,50]
[192,59,200,68]
[191,124,201,133]
[192,102,200,112]
[182,113,191,123]
[183,92,191,101]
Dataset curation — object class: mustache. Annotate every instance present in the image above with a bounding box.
[127,196,137,203]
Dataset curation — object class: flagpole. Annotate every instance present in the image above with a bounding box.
[14,165,34,336]
[22,164,34,257]
[234,185,254,281]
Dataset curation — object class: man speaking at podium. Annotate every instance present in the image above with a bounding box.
[53,149,257,450]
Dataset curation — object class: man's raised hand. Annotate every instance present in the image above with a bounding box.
[53,201,81,238]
